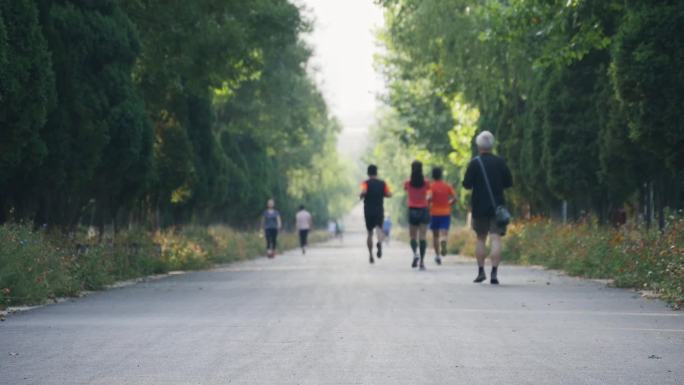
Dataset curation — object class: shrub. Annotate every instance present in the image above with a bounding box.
[0,223,331,309]
[0,224,73,306]
[503,217,684,309]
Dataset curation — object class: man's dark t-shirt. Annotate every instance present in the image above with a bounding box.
[462,153,513,218]
[361,178,390,214]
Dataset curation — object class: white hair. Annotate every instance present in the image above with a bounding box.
[476,130,495,150]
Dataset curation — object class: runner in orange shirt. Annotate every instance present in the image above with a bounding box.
[428,167,456,265]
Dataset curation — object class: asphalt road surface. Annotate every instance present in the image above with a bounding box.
[2,207,683,385]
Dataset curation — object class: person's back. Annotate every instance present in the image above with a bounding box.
[362,178,389,214]
[296,207,312,254]
[462,131,513,284]
[429,180,456,217]
[462,153,512,218]
[403,179,430,209]
[296,209,312,231]
[263,209,280,230]
[262,199,281,258]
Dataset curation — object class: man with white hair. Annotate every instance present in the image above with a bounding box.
[462,130,513,284]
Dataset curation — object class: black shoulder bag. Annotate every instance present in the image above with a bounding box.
[476,156,511,227]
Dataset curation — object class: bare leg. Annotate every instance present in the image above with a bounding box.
[410,225,419,267]
[489,233,502,283]
[475,233,488,268]
[409,225,418,240]
[489,233,502,267]
[432,229,440,255]
[376,226,385,243]
[418,224,428,240]
[375,226,384,258]
[367,230,373,259]
[439,229,448,255]
[418,224,428,268]
[473,233,488,282]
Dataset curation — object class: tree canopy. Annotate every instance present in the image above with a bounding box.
[373,0,684,226]
[0,0,353,230]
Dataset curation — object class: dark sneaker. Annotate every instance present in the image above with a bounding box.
[376,242,382,259]
[434,255,442,265]
[412,256,419,268]
[419,261,426,270]
[369,255,375,264]
[490,277,499,285]
[473,273,487,283]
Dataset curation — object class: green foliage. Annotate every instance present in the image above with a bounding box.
[0,0,353,229]
[0,222,330,308]
[0,0,55,216]
[502,217,684,309]
[376,0,684,220]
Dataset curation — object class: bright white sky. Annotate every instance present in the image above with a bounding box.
[297,0,386,160]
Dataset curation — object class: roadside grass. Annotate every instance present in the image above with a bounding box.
[446,217,684,309]
[511,217,683,308]
[0,224,329,309]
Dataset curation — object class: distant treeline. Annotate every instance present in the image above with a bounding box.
[0,0,352,230]
[375,0,683,227]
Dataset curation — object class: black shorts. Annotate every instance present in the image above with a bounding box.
[364,209,383,232]
[472,216,506,236]
[408,207,430,226]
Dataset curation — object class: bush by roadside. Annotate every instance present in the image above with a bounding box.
[0,224,328,309]
[504,217,684,309]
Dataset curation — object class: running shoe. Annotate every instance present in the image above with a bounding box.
[434,255,442,265]
[490,277,499,285]
[376,242,382,259]
[419,260,426,270]
[473,273,487,283]
[369,255,375,264]
[411,255,419,268]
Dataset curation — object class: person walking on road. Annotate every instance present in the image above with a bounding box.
[382,215,392,245]
[405,160,430,270]
[262,199,282,258]
[428,167,456,265]
[296,205,313,254]
[360,164,392,264]
[462,131,513,284]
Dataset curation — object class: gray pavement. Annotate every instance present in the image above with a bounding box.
[2,207,683,385]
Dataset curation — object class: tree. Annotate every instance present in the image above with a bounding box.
[0,0,55,220]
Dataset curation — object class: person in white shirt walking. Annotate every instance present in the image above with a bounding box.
[296,205,313,254]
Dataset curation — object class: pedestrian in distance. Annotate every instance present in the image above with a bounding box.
[360,164,392,264]
[327,220,337,239]
[383,215,392,245]
[296,205,313,254]
[405,160,430,270]
[262,199,282,258]
[335,220,344,242]
[462,131,513,284]
[428,167,457,265]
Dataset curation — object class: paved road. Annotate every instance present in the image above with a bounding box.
[2,208,683,385]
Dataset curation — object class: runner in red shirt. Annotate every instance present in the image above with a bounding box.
[428,167,456,265]
[404,160,430,270]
